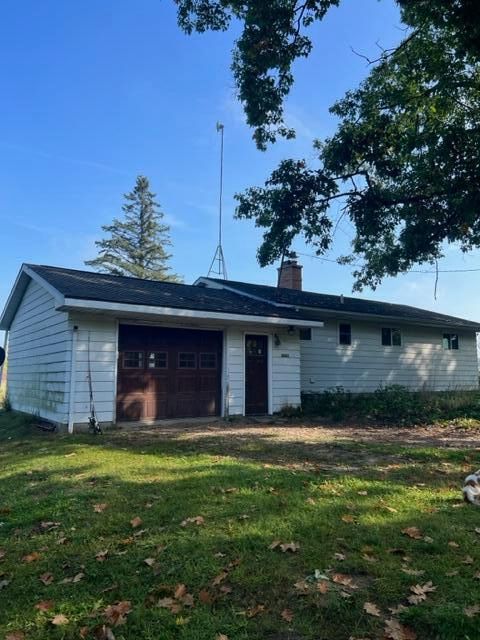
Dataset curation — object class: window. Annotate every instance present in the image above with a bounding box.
[443,333,459,350]
[178,352,196,369]
[339,323,351,345]
[200,352,217,369]
[147,351,167,369]
[382,328,402,347]
[299,328,312,341]
[123,351,144,368]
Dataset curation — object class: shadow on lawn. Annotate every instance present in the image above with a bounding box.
[1,430,480,639]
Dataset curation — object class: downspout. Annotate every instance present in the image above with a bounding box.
[67,325,78,434]
[0,330,8,388]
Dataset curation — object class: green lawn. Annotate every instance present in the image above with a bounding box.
[1,413,480,640]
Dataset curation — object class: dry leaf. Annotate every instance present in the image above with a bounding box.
[357,490,368,496]
[293,579,310,594]
[269,540,281,550]
[363,602,381,617]
[5,632,25,640]
[332,573,357,589]
[281,608,294,622]
[216,635,229,640]
[448,541,459,548]
[144,557,156,567]
[463,555,474,564]
[384,618,417,640]
[96,550,109,563]
[0,579,11,589]
[104,601,132,626]
[23,551,41,563]
[212,571,228,586]
[474,527,480,535]
[199,589,214,604]
[341,514,355,523]
[180,515,204,527]
[334,552,346,561]
[401,567,424,576]
[317,580,329,594]
[93,503,108,513]
[34,600,55,612]
[401,527,423,540]
[408,582,436,604]
[130,517,142,528]
[158,597,175,609]
[246,604,265,618]
[446,570,459,577]
[465,604,480,617]
[93,625,116,640]
[280,542,300,553]
[51,614,69,625]
[39,572,54,586]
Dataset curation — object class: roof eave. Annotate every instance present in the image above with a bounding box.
[60,297,324,327]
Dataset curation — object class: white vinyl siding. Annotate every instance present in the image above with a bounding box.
[69,314,118,425]
[301,320,479,393]
[7,280,70,422]
[224,326,301,415]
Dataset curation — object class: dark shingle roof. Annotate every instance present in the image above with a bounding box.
[205,278,480,330]
[26,265,315,322]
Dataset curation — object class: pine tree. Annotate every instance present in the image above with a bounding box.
[86,176,181,281]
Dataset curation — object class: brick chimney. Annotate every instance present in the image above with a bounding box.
[277,258,302,290]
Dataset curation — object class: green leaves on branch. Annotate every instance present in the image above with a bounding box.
[175,0,480,290]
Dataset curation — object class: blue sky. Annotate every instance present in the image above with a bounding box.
[1,0,479,330]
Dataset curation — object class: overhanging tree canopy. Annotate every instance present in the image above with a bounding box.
[174,0,480,289]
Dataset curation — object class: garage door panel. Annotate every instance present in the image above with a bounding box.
[117,326,222,421]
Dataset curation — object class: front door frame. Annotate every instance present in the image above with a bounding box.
[243,332,272,415]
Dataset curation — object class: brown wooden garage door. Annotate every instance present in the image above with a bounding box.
[116,325,222,421]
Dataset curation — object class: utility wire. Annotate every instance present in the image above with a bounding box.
[296,251,480,274]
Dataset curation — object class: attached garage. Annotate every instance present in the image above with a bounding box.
[117,325,223,421]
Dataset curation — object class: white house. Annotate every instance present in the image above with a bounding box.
[0,261,478,432]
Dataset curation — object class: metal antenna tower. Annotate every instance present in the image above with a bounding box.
[207,122,228,279]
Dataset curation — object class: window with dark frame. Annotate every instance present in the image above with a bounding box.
[443,333,459,350]
[382,328,402,346]
[338,323,351,345]
[178,352,196,369]
[299,328,312,341]
[199,352,217,369]
[147,351,168,369]
[123,351,144,369]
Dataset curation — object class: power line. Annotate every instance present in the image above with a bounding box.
[296,251,480,274]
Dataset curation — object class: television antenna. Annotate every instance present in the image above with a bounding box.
[207,122,228,279]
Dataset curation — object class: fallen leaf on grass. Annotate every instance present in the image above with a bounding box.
[104,601,132,626]
[408,582,436,605]
[384,618,417,640]
[363,602,381,617]
[357,490,368,496]
[293,579,310,594]
[40,521,61,531]
[245,604,265,618]
[22,552,41,563]
[130,516,142,528]
[199,589,215,604]
[180,515,204,527]
[446,570,459,577]
[332,573,358,589]
[39,572,54,586]
[93,503,108,513]
[51,614,69,625]
[317,580,329,594]
[280,542,300,553]
[475,527,480,535]
[212,571,228,586]
[401,567,424,576]
[96,550,109,563]
[281,608,294,622]
[5,632,25,640]
[215,635,229,640]
[463,556,474,564]
[402,527,423,540]
[0,578,11,589]
[334,552,346,561]
[464,604,480,618]
[0,549,5,561]
[34,600,55,612]
[448,541,459,548]
[341,515,356,523]
[93,625,116,640]
[143,558,157,569]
